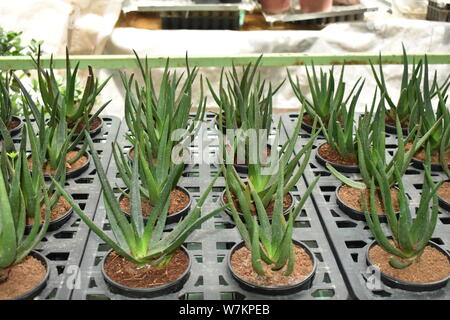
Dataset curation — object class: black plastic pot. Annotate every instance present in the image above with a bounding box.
[70,116,103,139]
[300,115,323,136]
[7,116,24,137]
[11,250,50,300]
[228,240,317,295]
[315,142,359,173]
[101,247,191,298]
[25,206,73,234]
[119,186,192,225]
[220,189,295,221]
[232,144,272,175]
[335,184,399,222]
[385,123,409,136]
[410,156,450,172]
[438,181,450,211]
[365,239,450,292]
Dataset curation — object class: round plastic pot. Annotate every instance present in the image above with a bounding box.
[101,247,191,298]
[438,181,450,211]
[228,240,317,295]
[315,142,359,173]
[385,123,409,136]
[119,186,192,225]
[220,189,295,221]
[25,206,73,234]
[232,144,272,175]
[300,0,332,13]
[7,116,24,137]
[70,116,103,139]
[11,250,50,300]
[410,156,450,172]
[335,184,399,222]
[365,239,450,292]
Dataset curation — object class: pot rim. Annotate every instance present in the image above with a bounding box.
[315,142,359,173]
[227,239,317,294]
[25,204,74,232]
[101,246,192,294]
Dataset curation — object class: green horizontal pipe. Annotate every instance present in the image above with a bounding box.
[0,53,449,70]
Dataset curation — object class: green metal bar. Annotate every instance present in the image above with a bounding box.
[0,53,449,70]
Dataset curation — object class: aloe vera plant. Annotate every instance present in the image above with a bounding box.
[288,64,362,128]
[370,47,450,131]
[362,144,443,269]
[53,133,227,267]
[326,98,441,191]
[226,163,319,276]
[221,108,318,211]
[0,73,17,130]
[35,47,111,131]
[0,142,50,284]
[14,71,88,173]
[122,52,205,161]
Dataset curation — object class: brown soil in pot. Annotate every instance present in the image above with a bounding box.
[230,243,313,287]
[338,185,400,214]
[26,196,72,225]
[318,143,358,166]
[7,119,20,131]
[369,240,450,283]
[27,151,89,175]
[120,188,190,217]
[0,255,46,300]
[104,249,189,289]
[69,116,102,134]
[223,193,293,216]
[302,114,322,128]
[405,142,450,166]
[385,115,409,129]
[438,181,450,204]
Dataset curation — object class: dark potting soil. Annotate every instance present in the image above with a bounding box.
[230,244,313,287]
[369,241,450,283]
[302,114,322,128]
[103,249,189,289]
[224,193,293,216]
[69,116,102,134]
[338,185,400,214]
[26,195,72,224]
[405,142,450,166]
[318,143,358,166]
[438,181,450,203]
[385,115,409,129]
[119,189,190,217]
[0,255,46,300]
[28,151,89,175]
[7,119,20,131]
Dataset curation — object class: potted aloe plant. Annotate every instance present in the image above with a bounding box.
[327,102,440,221]
[0,144,51,300]
[225,163,319,294]
[363,144,450,291]
[52,134,227,298]
[312,76,365,173]
[0,73,23,137]
[219,109,318,219]
[370,46,449,135]
[14,72,91,179]
[288,64,361,135]
[35,48,111,138]
[208,56,283,173]
[123,51,205,165]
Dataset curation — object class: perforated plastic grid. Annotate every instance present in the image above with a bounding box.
[71,113,348,300]
[5,116,122,300]
[282,113,450,300]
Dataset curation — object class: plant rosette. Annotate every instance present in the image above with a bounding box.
[220,189,295,221]
[335,183,400,221]
[227,240,317,295]
[366,239,450,292]
[437,180,450,211]
[25,196,73,233]
[0,250,50,300]
[315,142,359,173]
[27,149,91,179]
[118,186,192,225]
[101,247,191,298]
